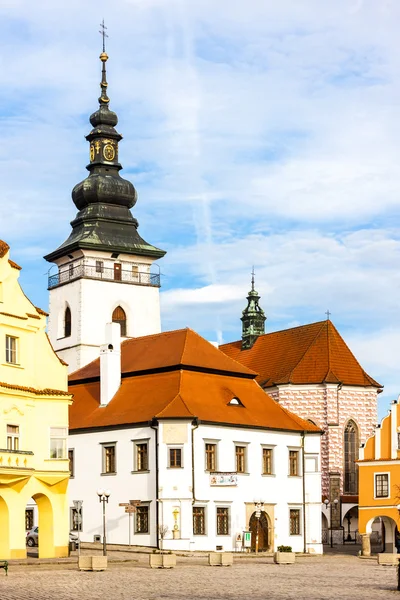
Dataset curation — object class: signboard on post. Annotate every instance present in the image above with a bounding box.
[125,506,136,513]
[129,500,141,506]
[243,531,251,548]
[119,503,129,507]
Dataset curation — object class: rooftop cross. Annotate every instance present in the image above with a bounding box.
[251,266,255,291]
[325,309,331,321]
[99,19,108,53]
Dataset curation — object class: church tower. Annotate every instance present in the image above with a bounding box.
[44,44,165,373]
[241,271,266,350]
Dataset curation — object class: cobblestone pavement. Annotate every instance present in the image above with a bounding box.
[0,553,397,600]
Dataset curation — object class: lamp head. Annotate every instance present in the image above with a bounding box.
[97,488,104,497]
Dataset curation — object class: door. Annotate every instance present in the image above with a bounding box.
[249,512,270,551]
[114,263,121,281]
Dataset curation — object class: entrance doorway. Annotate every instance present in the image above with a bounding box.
[114,263,121,281]
[249,511,270,551]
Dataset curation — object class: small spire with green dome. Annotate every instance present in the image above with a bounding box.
[241,268,266,350]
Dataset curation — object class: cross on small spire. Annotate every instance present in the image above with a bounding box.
[99,19,108,53]
[251,266,255,291]
[325,309,331,321]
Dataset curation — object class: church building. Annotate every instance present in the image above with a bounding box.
[220,280,382,543]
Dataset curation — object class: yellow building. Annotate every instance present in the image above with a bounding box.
[0,240,72,559]
[358,398,400,555]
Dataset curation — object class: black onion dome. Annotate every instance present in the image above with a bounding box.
[72,171,137,210]
[90,105,118,128]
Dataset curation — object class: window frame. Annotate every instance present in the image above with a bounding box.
[288,448,301,477]
[262,446,274,475]
[216,506,230,536]
[289,508,302,536]
[5,335,18,365]
[7,424,20,451]
[205,442,217,472]
[235,444,247,473]
[49,427,67,459]
[135,503,150,534]
[95,260,104,274]
[168,446,183,469]
[374,472,390,499]
[132,439,150,473]
[193,505,206,536]
[101,442,117,475]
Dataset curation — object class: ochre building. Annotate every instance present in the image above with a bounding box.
[0,241,72,559]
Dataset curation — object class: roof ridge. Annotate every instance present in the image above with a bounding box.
[286,321,327,383]
[220,320,327,348]
[278,404,321,432]
[122,327,190,347]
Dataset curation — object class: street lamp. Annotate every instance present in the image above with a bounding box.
[254,499,264,554]
[324,498,339,548]
[97,489,110,556]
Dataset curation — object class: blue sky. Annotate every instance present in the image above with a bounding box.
[1,0,400,421]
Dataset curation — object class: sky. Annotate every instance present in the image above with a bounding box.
[1,0,400,421]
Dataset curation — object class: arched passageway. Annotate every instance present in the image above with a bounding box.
[249,511,271,551]
[366,516,397,553]
[342,506,358,542]
[0,496,10,558]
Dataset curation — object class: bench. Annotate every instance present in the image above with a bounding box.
[0,560,8,576]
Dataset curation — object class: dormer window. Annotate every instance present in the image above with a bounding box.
[228,397,244,406]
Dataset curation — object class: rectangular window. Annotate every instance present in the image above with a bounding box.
[68,449,75,478]
[289,450,299,476]
[262,448,272,475]
[136,442,148,472]
[375,474,389,498]
[69,263,74,278]
[205,443,217,472]
[216,507,229,535]
[5,335,18,364]
[235,445,246,473]
[135,505,149,533]
[193,507,205,535]
[102,443,116,474]
[50,427,67,459]
[95,260,104,273]
[289,509,301,535]
[169,448,182,468]
[7,424,19,450]
[132,265,139,280]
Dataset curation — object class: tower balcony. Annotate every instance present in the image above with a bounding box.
[0,448,34,471]
[48,263,161,290]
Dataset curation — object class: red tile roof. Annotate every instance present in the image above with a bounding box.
[0,240,10,258]
[69,328,320,434]
[8,259,21,270]
[219,320,381,388]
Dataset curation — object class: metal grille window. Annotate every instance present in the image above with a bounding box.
[5,335,18,364]
[112,306,127,337]
[193,507,205,535]
[68,449,75,477]
[50,427,67,459]
[289,509,301,535]
[205,443,216,471]
[102,444,116,473]
[216,507,229,535]
[289,450,299,476]
[135,506,149,533]
[262,448,272,474]
[375,474,389,498]
[136,443,148,471]
[25,508,34,531]
[235,446,246,473]
[7,425,19,450]
[169,448,182,468]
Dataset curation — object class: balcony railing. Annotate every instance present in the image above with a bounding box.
[0,449,34,470]
[48,264,160,290]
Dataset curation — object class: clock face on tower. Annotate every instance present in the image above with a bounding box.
[103,144,115,161]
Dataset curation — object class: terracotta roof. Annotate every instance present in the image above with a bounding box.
[69,370,321,433]
[69,328,256,382]
[8,259,21,270]
[69,328,320,433]
[0,240,10,258]
[35,306,49,317]
[219,320,381,388]
[0,312,28,321]
[0,381,71,397]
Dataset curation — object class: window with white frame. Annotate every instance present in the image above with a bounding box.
[289,508,301,535]
[50,427,67,458]
[5,335,18,364]
[375,473,389,498]
[193,506,206,535]
[168,447,183,468]
[135,504,149,533]
[101,443,116,474]
[262,447,273,475]
[235,445,247,473]
[133,440,149,472]
[216,507,229,535]
[289,449,300,476]
[7,424,19,450]
[205,443,217,471]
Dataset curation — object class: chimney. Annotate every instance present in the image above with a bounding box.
[100,323,121,407]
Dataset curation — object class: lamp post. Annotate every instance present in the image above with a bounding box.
[324,498,339,547]
[254,500,264,554]
[97,489,110,556]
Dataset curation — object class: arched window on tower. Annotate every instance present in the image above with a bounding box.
[344,420,359,494]
[112,306,127,337]
[64,307,71,338]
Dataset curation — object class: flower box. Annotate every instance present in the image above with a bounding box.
[274,551,295,564]
[377,553,399,566]
[149,553,176,569]
[208,552,233,566]
[78,556,107,571]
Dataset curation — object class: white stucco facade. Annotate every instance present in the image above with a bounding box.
[68,420,323,554]
[47,249,161,372]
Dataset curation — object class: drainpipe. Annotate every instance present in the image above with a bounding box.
[191,418,199,504]
[150,420,159,550]
[302,431,307,554]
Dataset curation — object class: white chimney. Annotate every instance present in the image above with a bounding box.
[100,323,121,407]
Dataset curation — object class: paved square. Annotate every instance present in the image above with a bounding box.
[0,553,396,600]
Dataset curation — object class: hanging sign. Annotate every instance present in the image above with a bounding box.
[209,473,238,486]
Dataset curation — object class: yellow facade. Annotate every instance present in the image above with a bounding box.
[358,399,400,554]
[0,241,72,559]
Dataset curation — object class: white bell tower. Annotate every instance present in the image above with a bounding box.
[44,48,165,373]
